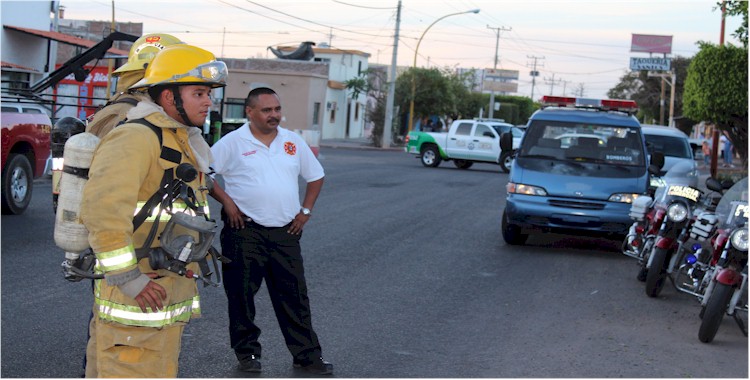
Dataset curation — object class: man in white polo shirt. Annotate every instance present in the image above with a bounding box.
[209,87,331,375]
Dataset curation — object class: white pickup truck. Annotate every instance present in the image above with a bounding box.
[405,118,523,172]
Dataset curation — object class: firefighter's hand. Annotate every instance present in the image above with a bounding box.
[287,213,309,235]
[135,273,167,313]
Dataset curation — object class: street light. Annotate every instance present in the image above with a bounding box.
[407,8,480,132]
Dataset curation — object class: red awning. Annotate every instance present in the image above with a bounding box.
[3,25,129,55]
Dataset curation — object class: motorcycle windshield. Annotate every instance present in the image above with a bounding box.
[653,161,703,207]
[715,177,749,230]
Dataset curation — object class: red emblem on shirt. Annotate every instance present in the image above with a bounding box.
[284,141,297,155]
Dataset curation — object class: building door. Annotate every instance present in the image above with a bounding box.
[345,100,351,138]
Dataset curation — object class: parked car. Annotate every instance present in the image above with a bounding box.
[641,124,698,188]
[500,96,664,245]
[1,100,52,214]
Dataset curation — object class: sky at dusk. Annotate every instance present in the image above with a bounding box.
[58,0,744,100]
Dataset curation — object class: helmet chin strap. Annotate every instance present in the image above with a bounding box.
[171,87,195,127]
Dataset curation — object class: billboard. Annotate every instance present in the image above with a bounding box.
[631,34,673,54]
[630,57,671,71]
[485,68,519,80]
[483,81,518,93]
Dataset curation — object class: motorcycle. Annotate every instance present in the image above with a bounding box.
[622,156,665,280]
[670,177,728,300]
[642,161,706,297]
[696,177,748,343]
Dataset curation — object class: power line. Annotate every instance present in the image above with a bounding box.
[245,0,388,38]
[331,0,396,10]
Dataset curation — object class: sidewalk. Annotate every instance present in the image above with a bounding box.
[696,162,747,193]
[319,137,404,152]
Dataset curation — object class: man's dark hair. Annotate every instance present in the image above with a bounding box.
[245,87,277,108]
[147,84,174,103]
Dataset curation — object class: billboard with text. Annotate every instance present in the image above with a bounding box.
[631,34,672,54]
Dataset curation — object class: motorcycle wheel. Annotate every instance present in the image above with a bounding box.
[645,247,669,297]
[698,282,733,343]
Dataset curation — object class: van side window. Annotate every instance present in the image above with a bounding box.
[2,106,19,113]
[22,108,42,114]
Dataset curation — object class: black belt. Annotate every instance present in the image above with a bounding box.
[220,209,291,229]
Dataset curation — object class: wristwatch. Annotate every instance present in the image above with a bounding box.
[300,207,312,216]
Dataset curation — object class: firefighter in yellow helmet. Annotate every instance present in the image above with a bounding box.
[85,33,182,137]
[80,44,227,378]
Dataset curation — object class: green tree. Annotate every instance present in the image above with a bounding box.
[720,0,748,48]
[394,67,454,134]
[360,68,389,147]
[683,42,748,165]
[495,95,536,124]
[344,74,369,100]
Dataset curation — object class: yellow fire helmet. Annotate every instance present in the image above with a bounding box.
[113,33,183,75]
[129,44,227,90]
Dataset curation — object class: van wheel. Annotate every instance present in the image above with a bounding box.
[499,151,513,173]
[2,153,33,215]
[502,210,527,245]
[420,145,441,167]
[453,160,473,169]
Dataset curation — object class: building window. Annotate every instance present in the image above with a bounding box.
[313,102,321,126]
[0,70,30,90]
[225,98,245,119]
[330,108,336,123]
[354,103,359,121]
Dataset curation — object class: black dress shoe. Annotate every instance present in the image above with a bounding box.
[238,355,262,372]
[293,357,333,375]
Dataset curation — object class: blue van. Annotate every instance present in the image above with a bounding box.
[500,96,658,245]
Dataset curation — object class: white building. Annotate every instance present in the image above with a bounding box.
[1,1,59,94]
[281,43,370,139]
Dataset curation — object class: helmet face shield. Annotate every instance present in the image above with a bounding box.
[168,61,228,88]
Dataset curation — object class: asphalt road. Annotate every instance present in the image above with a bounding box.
[1,147,747,378]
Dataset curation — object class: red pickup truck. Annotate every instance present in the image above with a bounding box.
[1,103,52,214]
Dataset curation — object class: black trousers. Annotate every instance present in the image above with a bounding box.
[220,218,322,365]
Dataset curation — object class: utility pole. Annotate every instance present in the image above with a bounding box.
[486,25,511,118]
[543,73,562,96]
[526,55,544,101]
[711,0,727,178]
[560,79,570,96]
[382,0,401,149]
[572,83,585,97]
[105,0,115,99]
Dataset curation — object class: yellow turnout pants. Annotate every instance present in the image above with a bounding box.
[85,315,184,378]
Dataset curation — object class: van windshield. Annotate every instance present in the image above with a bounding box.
[519,121,645,167]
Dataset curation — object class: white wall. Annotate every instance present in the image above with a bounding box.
[1,1,58,74]
[316,51,369,139]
